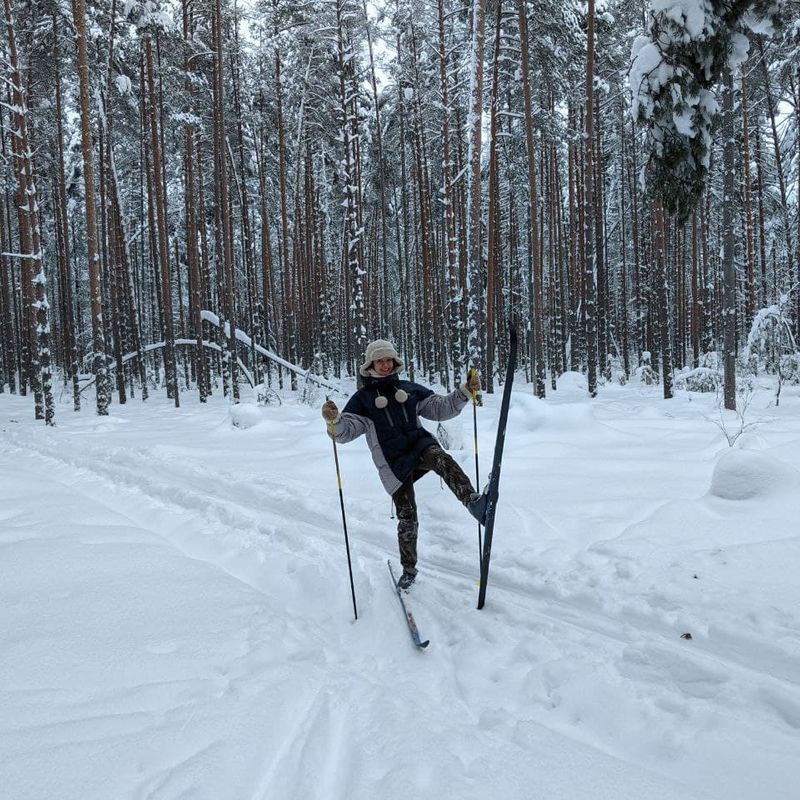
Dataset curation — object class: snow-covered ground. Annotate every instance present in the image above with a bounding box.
[2,374,799,800]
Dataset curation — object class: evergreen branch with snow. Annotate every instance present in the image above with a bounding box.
[629,0,783,222]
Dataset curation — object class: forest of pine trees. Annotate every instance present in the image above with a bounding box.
[0,0,798,423]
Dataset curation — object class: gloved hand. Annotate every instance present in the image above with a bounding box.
[465,370,481,395]
[322,400,339,422]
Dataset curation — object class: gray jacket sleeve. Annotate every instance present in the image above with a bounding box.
[416,387,471,422]
[329,411,369,444]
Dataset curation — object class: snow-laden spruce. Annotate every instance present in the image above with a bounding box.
[629,0,783,220]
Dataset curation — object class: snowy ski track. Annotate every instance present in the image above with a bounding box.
[2,383,799,800]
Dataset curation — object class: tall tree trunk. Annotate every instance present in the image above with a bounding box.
[409,24,435,380]
[654,201,673,398]
[758,40,794,323]
[274,35,294,383]
[0,191,15,394]
[53,14,79,408]
[722,68,737,410]
[752,110,769,307]
[363,0,391,341]
[485,4,502,392]
[212,0,238,399]
[336,0,366,365]
[583,0,598,397]
[690,211,700,367]
[465,0,486,370]
[72,0,110,414]
[618,108,630,378]
[438,0,462,381]
[183,0,207,401]
[517,0,545,396]
[230,7,259,383]
[5,0,54,423]
[740,70,756,322]
[144,32,179,406]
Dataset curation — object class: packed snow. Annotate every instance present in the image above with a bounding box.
[1,375,799,800]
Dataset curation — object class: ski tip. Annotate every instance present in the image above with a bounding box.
[417,639,430,649]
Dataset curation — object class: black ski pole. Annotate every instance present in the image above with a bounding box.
[328,414,358,621]
[468,367,482,569]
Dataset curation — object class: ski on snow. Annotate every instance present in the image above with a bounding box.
[477,324,518,610]
[387,560,430,649]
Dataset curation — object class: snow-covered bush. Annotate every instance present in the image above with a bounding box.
[300,378,321,407]
[742,298,798,374]
[256,384,282,406]
[778,354,800,385]
[741,296,800,403]
[300,355,326,406]
[675,366,719,393]
[674,351,721,392]
[607,353,629,385]
[633,351,658,385]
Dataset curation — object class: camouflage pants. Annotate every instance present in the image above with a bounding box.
[392,445,476,575]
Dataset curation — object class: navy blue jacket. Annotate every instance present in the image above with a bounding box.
[332,374,470,495]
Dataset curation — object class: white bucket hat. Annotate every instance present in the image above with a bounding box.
[359,339,404,377]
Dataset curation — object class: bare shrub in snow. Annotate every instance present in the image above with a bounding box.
[707,385,768,447]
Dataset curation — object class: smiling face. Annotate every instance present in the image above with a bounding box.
[373,356,396,377]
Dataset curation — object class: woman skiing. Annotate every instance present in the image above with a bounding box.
[322,339,488,590]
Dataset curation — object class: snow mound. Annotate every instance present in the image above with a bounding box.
[508,393,548,431]
[709,449,799,500]
[228,403,262,429]
[508,391,593,432]
[556,370,588,395]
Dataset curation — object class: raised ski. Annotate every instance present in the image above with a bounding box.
[477,325,518,610]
